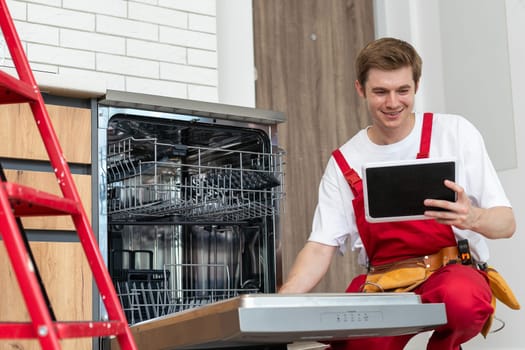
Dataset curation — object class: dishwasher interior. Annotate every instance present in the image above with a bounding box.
[102,111,284,325]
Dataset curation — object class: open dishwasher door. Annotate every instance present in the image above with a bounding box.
[110,293,447,350]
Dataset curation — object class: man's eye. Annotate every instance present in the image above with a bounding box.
[398,89,410,95]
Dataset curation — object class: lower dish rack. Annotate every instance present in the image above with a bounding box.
[115,263,259,325]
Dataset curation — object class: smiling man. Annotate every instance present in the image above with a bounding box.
[278,37,516,350]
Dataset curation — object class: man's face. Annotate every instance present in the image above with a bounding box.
[355,66,418,143]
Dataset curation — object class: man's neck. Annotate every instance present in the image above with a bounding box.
[367,113,415,145]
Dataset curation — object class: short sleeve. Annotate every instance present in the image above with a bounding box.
[308,157,362,257]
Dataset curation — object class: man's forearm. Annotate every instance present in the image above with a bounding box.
[469,206,515,239]
[279,241,337,293]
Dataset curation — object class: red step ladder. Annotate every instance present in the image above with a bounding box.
[0,1,137,349]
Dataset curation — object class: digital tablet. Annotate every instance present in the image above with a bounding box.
[362,158,457,223]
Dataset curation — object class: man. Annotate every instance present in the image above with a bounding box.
[278,37,516,350]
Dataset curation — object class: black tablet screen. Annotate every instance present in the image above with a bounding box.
[364,161,456,220]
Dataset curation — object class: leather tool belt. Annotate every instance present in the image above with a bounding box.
[367,245,459,274]
[362,245,459,293]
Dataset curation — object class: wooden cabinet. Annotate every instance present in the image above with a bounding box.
[0,103,91,164]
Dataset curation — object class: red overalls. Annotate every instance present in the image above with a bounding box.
[330,113,493,350]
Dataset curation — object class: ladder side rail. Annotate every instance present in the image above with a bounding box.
[0,1,34,85]
[30,100,134,322]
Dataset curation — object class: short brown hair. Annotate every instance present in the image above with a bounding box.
[355,37,422,87]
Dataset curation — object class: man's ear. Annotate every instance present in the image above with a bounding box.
[355,80,366,98]
[415,81,419,94]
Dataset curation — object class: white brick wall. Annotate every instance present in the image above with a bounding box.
[0,0,218,102]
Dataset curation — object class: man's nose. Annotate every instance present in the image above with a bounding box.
[385,92,399,107]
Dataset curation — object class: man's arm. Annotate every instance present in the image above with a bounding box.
[424,180,516,239]
[278,241,337,293]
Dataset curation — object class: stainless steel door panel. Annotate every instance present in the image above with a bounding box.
[115,293,447,350]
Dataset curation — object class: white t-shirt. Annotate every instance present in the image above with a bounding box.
[308,112,511,266]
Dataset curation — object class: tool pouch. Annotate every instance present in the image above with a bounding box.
[362,266,430,293]
[481,266,521,337]
[487,267,520,310]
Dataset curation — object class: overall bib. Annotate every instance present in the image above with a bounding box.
[330,113,493,350]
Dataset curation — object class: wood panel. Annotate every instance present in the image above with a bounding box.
[0,241,92,350]
[253,0,374,292]
[4,169,92,230]
[0,103,91,164]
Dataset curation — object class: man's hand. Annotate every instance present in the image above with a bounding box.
[424,180,515,239]
[423,179,478,229]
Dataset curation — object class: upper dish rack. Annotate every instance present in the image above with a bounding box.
[105,137,284,222]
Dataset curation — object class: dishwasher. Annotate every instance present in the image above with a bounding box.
[96,91,285,326]
[95,91,447,350]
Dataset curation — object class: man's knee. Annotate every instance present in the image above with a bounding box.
[424,265,493,327]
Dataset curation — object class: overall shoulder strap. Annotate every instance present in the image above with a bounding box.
[417,112,434,159]
[332,149,362,196]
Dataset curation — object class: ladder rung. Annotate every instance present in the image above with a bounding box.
[56,321,130,338]
[0,70,39,104]
[0,321,129,339]
[3,182,81,216]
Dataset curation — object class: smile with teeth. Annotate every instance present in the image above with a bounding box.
[383,110,403,117]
